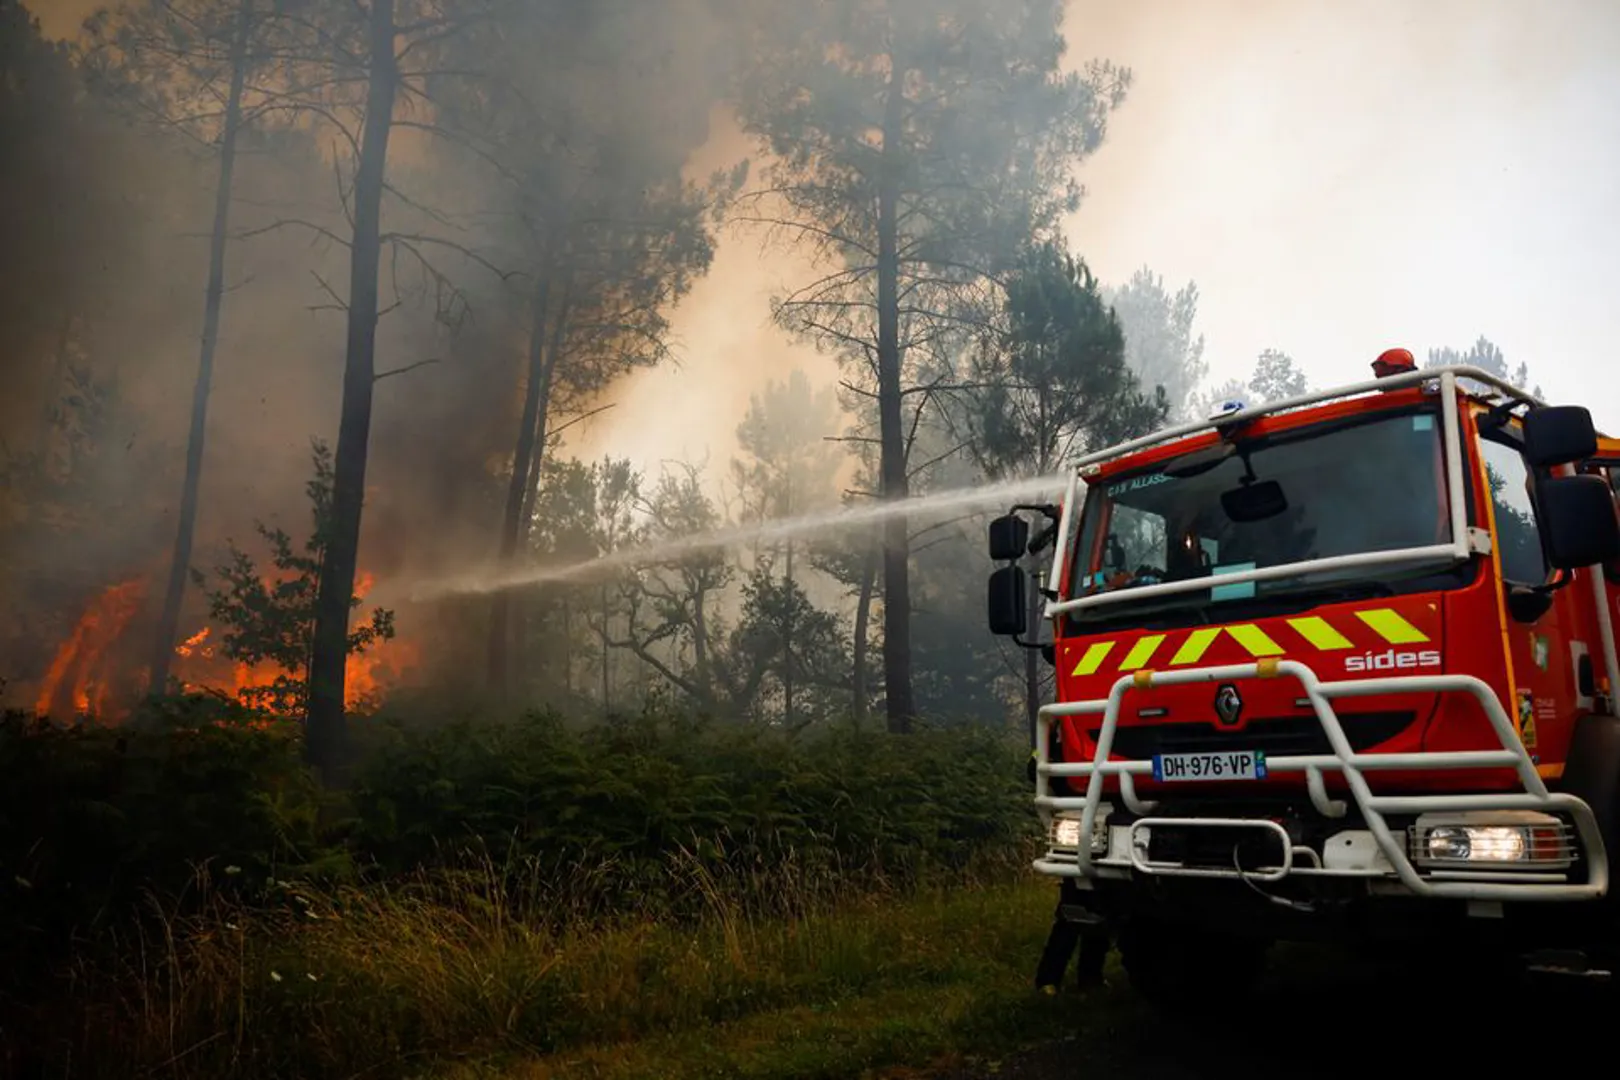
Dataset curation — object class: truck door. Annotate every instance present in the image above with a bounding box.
[1476,425,1587,771]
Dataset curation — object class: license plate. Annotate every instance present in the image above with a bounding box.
[1151,750,1267,782]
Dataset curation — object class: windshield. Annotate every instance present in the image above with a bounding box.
[1068,405,1455,628]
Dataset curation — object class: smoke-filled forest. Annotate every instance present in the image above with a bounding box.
[0,0,1596,1075]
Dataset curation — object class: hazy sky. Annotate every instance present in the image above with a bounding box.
[34,0,1620,482]
[590,0,1620,481]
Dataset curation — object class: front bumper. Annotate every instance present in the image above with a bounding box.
[1033,660,1610,902]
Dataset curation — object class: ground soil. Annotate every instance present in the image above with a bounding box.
[918,943,1611,1079]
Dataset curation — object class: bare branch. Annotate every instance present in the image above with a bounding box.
[381,231,516,282]
[374,357,441,382]
[238,218,352,249]
[308,270,348,311]
[547,403,616,439]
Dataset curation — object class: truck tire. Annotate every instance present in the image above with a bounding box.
[1560,713,1620,871]
[1557,715,1620,975]
[1117,914,1269,1015]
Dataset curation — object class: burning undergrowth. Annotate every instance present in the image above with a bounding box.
[27,565,424,725]
[20,438,432,724]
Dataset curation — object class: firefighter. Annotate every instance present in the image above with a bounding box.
[1030,739,1113,992]
[1372,347,1417,379]
[1034,882,1111,992]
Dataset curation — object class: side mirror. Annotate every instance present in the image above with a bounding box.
[1221,479,1288,523]
[987,565,1027,636]
[1523,406,1597,469]
[1505,584,1557,624]
[988,514,1030,562]
[1538,474,1620,569]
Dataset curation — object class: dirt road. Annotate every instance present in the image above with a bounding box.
[923,945,1611,1079]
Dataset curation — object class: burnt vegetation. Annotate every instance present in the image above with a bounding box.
[0,0,1547,1074]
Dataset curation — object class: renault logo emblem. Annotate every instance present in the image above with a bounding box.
[1214,683,1243,726]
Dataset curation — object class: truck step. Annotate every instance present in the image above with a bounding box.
[1521,949,1612,980]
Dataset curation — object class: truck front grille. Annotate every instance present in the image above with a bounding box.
[1088,710,1417,760]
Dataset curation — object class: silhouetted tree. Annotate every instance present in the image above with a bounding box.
[735,0,1130,732]
[1105,265,1207,420]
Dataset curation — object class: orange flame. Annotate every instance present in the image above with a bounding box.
[169,568,416,713]
[174,626,214,658]
[35,578,148,720]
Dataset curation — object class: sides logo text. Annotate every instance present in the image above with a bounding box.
[1344,648,1442,673]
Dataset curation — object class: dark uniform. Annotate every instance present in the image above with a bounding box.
[1029,750,1112,991]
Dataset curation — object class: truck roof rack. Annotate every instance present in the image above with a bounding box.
[1068,364,1558,473]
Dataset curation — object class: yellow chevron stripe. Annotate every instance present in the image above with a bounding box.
[1288,616,1352,650]
[1170,627,1221,665]
[1072,641,1115,676]
[1119,634,1166,671]
[1226,624,1284,657]
[1357,608,1429,644]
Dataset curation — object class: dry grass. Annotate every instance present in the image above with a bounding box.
[13,844,1092,1080]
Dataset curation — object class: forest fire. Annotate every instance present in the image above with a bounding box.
[33,577,148,721]
[31,569,418,722]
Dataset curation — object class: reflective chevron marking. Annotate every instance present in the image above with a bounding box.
[1072,641,1115,676]
[1119,634,1166,671]
[1066,607,1434,677]
[1288,616,1353,650]
[1356,608,1429,644]
[1170,627,1222,665]
[1225,624,1284,657]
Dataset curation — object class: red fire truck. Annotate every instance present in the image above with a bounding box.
[986,357,1620,1008]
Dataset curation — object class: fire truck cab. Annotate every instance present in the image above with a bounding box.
[987,361,1620,1008]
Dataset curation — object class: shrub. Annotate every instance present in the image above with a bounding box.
[345,709,1033,918]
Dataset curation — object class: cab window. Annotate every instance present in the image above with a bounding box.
[1477,434,1548,584]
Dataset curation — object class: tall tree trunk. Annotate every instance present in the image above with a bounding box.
[37,307,73,463]
[782,537,794,727]
[511,282,571,670]
[852,543,877,726]
[518,282,570,531]
[487,274,554,693]
[146,0,254,699]
[305,0,397,782]
[599,583,610,713]
[561,596,572,695]
[693,584,710,685]
[876,60,915,734]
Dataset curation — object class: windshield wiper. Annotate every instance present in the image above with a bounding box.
[1256,580,1396,605]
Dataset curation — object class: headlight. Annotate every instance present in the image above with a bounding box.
[1412,811,1575,869]
[1050,811,1110,855]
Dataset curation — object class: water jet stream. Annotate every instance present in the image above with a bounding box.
[406,471,1073,601]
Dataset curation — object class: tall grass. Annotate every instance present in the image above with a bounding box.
[24,846,1048,1078]
[0,701,1044,1078]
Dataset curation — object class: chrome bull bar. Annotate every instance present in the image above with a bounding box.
[1032,659,1610,901]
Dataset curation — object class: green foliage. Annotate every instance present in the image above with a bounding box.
[4,696,1038,1076]
[0,698,333,998]
[192,439,394,713]
[729,568,851,725]
[965,239,1169,478]
[21,875,1070,1080]
[345,708,1031,908]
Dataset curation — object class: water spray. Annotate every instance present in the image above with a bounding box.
[406,471,1073,601]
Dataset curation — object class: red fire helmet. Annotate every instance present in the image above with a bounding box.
[1372,347,1416,378]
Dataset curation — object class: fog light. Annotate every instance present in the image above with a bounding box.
[1426,825,1525,862]
[1413,811,1574,870]
[1051,811,1110,855]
